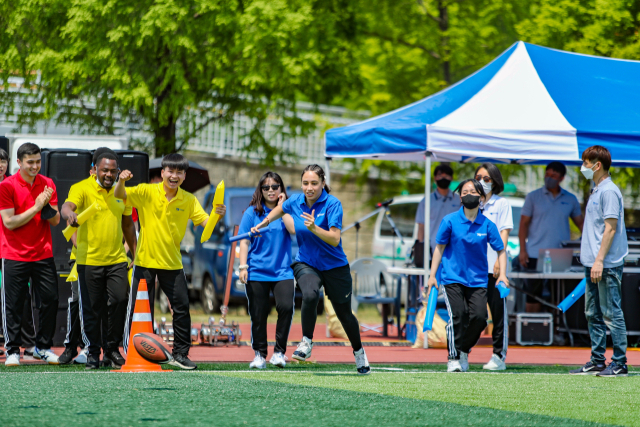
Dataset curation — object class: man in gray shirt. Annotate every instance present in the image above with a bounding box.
[570,146,628,377]
[518,162,584,312]
[415,164,461,256]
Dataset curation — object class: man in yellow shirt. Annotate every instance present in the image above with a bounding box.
[61,148,137,369]
[115,153,225,370]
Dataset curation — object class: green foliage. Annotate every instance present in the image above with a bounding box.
[0,0,360,160]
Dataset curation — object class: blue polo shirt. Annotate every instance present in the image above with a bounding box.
[238,205,294,281]
[281,190,348,271]
[436,208,504,288]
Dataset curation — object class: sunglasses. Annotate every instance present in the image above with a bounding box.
[261,184,281,191]
[475,175,492,183]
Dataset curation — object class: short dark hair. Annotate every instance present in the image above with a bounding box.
[475,162,504,195]
[161,153,189,172]
[434,163,454,178]
[546,161,567,177]
[0,148,8,162]
[582,145,612,171]
[17,143,40,161]
[93,147,118,168]
[455,178,486,199]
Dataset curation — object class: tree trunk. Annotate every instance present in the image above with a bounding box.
[438,1,450,85]
[154,118,177,157]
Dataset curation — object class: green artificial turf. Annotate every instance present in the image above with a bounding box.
[1,364,638,426]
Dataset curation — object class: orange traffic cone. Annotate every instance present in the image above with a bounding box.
[118,279,165,373]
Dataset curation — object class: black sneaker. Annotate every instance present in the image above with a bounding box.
[596,362,628,377]
[102,350,126,368]
[169,353,197,370]
[58,347,79,365]
[569,360,606,375]
[0,349,4,356]
[85,354,101,370]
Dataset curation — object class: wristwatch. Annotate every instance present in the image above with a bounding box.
[239,264,249,271]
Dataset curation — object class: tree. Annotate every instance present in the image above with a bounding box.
[0,0,360,160]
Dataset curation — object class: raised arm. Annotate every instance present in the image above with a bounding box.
[250,205,285,234]
[114,170,133,200]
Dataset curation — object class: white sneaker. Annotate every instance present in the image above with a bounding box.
[249,351,266,369]
[5,353,20,366]
[292,337,313,361]
[269,352,288,368]
[483,354,506,371]
[354,348,370,375]
[460,352,469,372]
[74,348,89,364]
[33,347,59,365]
[447,359,462,372]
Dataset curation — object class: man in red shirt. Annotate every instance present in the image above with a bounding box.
[0,143,61,366]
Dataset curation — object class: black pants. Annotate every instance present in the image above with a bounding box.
[1,258,58,355]
[442,283,487,360]
[486,275,508,360]
[78,263,128,356]
[292,262,362,352]
[20,289,37,349]
[245,279,294,358]
[124,266,190,356]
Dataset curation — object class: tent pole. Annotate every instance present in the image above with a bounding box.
[423,153,431,349]
[325,157,331,185]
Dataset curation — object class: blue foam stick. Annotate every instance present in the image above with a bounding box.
[229,228,272,243]
[497,281,510,298]
[557,278,587,312]
[423,285,439,332]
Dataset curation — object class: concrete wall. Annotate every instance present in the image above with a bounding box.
[184,151,382,262]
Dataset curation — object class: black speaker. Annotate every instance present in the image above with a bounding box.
[115,150,149,185]
[41,149,93,271]
[0,137,8,155]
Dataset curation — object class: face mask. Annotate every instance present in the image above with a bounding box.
[480,180,492,195]
[461,194,480,209]
[435,178,451,190]
[544,176,559,190]
[580,164,597,180]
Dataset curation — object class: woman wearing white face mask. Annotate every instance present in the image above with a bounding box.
[475,163,512,371]
[427,179,508,373]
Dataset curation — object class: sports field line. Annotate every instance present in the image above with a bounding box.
[2,369,638,376]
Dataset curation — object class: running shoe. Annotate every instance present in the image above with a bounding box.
[250,351,267,369]
[269,352,287,368]
[569,361,606,375]
[596,362,628,377]
[103,350,126,368]
[5,353,20,366]
[483,354,506,371]
[447,360,462,373]
[58,347,78,365]
[169,353,197,370]
[460,352,469,372]
[74,348,88,364]
[292,337,313,361]
[33,347,59,365]
[86,354,101,370]
[354,348,370,375]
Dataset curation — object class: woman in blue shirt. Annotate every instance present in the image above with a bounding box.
[251,164,370,375]
[427,179,508,373]
[238,172,296,369]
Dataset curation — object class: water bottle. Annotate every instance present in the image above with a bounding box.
[543,250,552,274]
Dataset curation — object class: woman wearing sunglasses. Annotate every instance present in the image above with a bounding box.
[427,179,508,373]
[238,172,296,369]
[475,163,513,371]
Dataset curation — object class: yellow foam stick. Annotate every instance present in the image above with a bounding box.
[62,202,102,241]
[201,180,225,243]
[66,263,78,282]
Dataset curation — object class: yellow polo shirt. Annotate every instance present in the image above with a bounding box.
[125,183,208,270]
[66,177,132,266]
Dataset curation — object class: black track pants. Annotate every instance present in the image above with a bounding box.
[245,279,295,358]
[124,267,191,356]
[1,258,58,355]
[486,275,508,360]
[77,263,129,356]
[293,262,362,352]
[442,283,487,360]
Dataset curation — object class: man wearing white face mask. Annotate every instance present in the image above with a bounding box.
[570,146,628,377]
[518,162,584,312]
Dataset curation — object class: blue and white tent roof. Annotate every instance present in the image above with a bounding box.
[325,42,640,165]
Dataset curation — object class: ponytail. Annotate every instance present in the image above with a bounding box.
[301,164,331,193]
